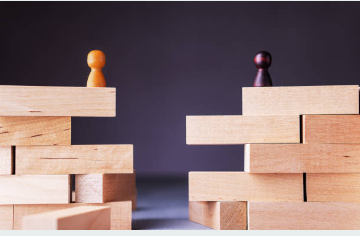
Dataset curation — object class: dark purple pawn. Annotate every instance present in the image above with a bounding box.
[253,51,273,87]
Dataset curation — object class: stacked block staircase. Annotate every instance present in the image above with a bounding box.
[0,85,135,230]
[187,85,360,230]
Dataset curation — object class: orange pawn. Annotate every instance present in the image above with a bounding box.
[87,50,106,87]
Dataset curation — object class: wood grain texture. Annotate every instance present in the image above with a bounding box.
[248,202,360,230]
[0,146,13,175]
[303,115,360,143]
[0,86,116,117]
[189,172,303,202]
[0,117,70,146]
[307,173,360,202]
[0,205,13,230]
[189,201,246,230]
[16,145,133,175]
[14,201,131,230]
[245,143,360,173]
[243,85,359,115]
[0,175,70,204]
[186,115,300,144]
[22,206,110,230]
[75,172,136,207]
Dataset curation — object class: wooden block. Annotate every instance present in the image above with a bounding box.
[0,175,70,204]
[14,201,131,230]
[243,85,359,115]
[16,145,133,175]
[303,115,360,143]
[0,117,70,145]
[186,115,300,144]
[189,172,303,202]
[0,146,13,175]
[248,202,360,230]
[307,173,360,202]
[75,172,136,204]
[0,86,116,117]
[0,205,13,230]
[189,201,246,230]
[245,143,360,173]
[22,206,110,230]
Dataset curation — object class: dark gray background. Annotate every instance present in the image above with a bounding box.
[1,2,360,177]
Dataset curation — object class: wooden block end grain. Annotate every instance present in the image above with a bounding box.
[242,85,359,115]
[22,206,110,230]
[189,201,247,230]
[189,172,303,202]
[186,115,300,144]
[0,146,13,175]
[75,172,136,204]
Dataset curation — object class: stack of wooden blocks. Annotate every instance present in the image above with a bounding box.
[0,86,135,230]
[187,85,360,230]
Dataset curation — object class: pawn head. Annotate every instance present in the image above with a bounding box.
[254,51,272,69]
[87,50,106,69]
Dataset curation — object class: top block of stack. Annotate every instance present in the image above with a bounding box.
[242,85,359,115]
[0,86,116,117]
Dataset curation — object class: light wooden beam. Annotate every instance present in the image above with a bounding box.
[248,202,360,230]
[245,143,360,173]
[189,172,303,202]
[303,115,360,143]
[16,145,133,175]
[242,85,359,115]
[186,115,300,144]
[0,117,70,146]
[0,86,116,117]
[0,146,13,175]
[0,205,13,230]
[0,175,70,204]
[75,172,136,210]
[307,173,360,202]
[14,201,131,230]
[22,206,110,230]
[189,201,246,230]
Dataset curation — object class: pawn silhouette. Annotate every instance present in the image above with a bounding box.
[87,50,106,87]
[253,51,273,87]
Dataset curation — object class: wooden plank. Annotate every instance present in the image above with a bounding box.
[248,202,360,230]
[303,115,360,143]
[245,143,360,173]
[0,146,13,175]
[0,86,115,117]
[0,117,70,146]
[186,115,300,144]
[242,85,359,115]
[75,172,136,206]
[16,145,133,175]
[22,206,110,230]
[14,201,131,230]
[0,205,13,230]
[189,201,246,230]
[0,175,70,204]
[307,173,360,202]
[189,172,303,202]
